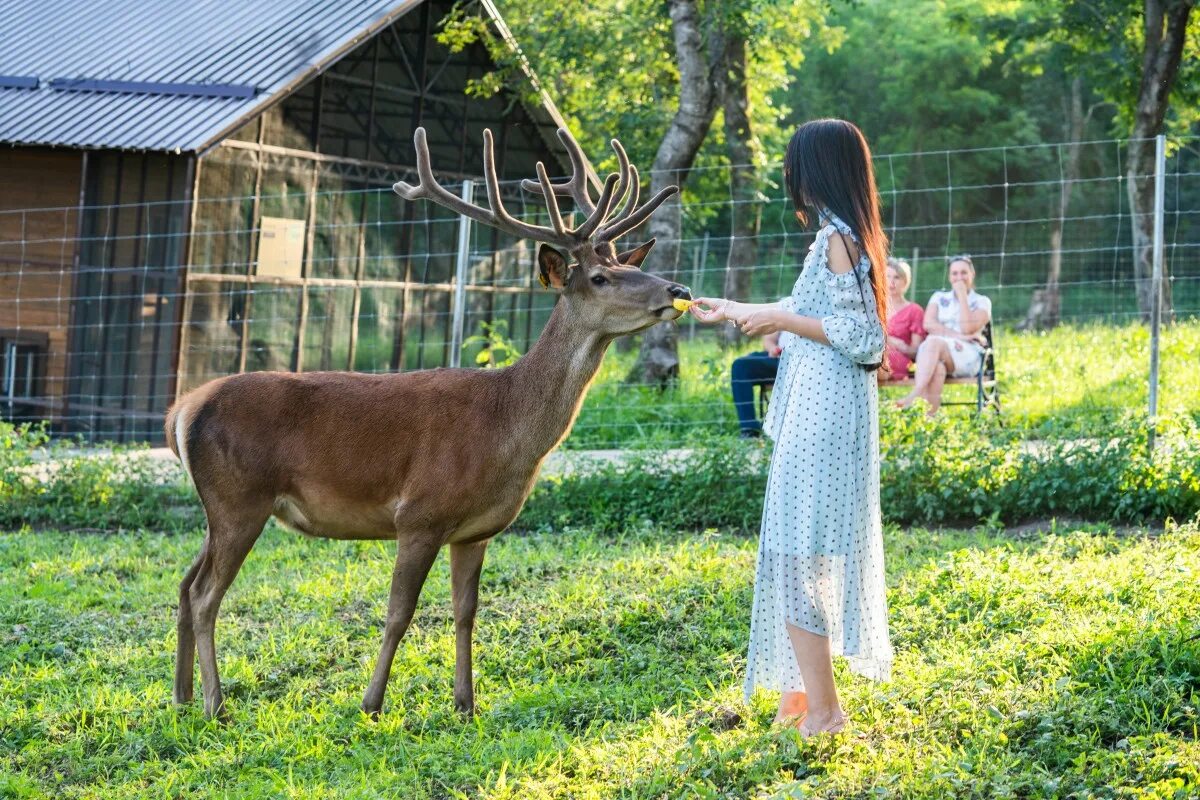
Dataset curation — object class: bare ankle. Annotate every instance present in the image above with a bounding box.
[804,704,843,726]
[799,706,847,735]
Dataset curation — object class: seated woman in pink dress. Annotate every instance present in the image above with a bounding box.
[882,258,925,380]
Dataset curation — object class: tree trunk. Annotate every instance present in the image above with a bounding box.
[1021,76,1088,331]
[1127,0,1192,321]
[628,0,722,386]
[718,33,761,348]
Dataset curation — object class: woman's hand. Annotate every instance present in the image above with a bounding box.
[739,308,782,337]
[763,331,783,358]
[946,330,986,346]
[690,298,741,324]
[690,299,784,336]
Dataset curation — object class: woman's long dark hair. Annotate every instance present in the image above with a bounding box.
[784,119,889,331]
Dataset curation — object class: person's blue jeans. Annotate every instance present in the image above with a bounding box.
[731,351,780,435]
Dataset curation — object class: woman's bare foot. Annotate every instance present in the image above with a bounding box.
[798,708,848,737]
[774,691,808,724]
[895,394,916,409]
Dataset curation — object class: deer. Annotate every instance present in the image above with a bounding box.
[164,125,691,720]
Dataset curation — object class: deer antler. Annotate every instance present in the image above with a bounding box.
[520,128,678,244]
[397,127,677,251]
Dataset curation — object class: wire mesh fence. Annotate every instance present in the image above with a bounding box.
[1,135,1197,445]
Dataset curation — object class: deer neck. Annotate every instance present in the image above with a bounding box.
[504,302,610,459]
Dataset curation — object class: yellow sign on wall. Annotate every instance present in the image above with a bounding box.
[257,217,306,278]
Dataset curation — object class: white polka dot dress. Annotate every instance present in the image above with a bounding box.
[745,211,893,701]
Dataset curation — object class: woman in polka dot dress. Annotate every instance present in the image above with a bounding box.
[690,119,892,736]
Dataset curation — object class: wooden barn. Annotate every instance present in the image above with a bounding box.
[0,0,579,442]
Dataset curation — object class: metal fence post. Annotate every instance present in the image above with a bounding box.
[689,231,708,341]
[911,247,920,300]
[1147,135,1166,450]
[449,179,474,368]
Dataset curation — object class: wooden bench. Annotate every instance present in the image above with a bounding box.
[757,322,1000,417]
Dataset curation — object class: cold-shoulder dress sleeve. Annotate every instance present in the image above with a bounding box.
[814,227,885,365]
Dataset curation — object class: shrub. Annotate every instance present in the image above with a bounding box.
[879,409,1200,525]
[3,409,1197,535]
[0,422,201,533]
[521,411,1200,532]
[520,438,768,534]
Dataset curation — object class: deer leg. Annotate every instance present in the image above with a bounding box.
[361,536,443,717]
[450,540,489,717]
[190,503,270,719]
[173,543,208,704]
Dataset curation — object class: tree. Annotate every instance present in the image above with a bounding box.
[1018,76,1109,329]
[719,25,763,347]
[624,1,830,382]
[994,1,1117,330]
[1054,0,1199,320]
[465,0,831,383]
[1124,0,1196,320]
[631,0,724,384]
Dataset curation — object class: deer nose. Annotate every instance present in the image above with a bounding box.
[668,284,692,301]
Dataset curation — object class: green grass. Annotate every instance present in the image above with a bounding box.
[3,520,1199,798]
[564,319,1200,447]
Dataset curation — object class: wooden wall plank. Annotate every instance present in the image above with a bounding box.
[0,149,83,413]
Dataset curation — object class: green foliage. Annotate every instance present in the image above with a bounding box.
[522,438,768,534]
[878,408,1200,525]
[463,320,523,368]
[788,0,1043,158]
[0,422,201,534]
[2,520,1199,797]
[567,319,1200,448]
[471,1,837,202]
[522,410,1200,532]
[1053,0,1200,136]
[2,320,1198,535]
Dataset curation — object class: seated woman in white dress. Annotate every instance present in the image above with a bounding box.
[896,255,991,414]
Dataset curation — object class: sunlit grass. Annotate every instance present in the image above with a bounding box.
[566,319,1200,447]
[3,520,1198,798]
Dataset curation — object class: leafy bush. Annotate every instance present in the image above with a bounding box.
[522,411,1200,532]
[879,409,1200,525]
[0,422,201,533]
[520,438,768,534]
[4,408,1197,535]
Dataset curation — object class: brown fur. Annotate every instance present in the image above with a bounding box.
[169,249,690,720]
[169,125,690,720]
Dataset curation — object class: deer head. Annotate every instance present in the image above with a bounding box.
[394,127,691,338]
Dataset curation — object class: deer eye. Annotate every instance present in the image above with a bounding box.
[590,274,609,286]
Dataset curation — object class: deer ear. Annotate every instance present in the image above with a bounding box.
[617,239,656,269]
[537,244,570,289]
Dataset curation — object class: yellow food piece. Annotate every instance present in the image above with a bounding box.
[672,298,694,312]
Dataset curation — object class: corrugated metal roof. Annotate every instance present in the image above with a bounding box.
[0,0,464,152]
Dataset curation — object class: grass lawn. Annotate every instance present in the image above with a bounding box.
[566,319,1200,447]
[2,520,1198,799]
